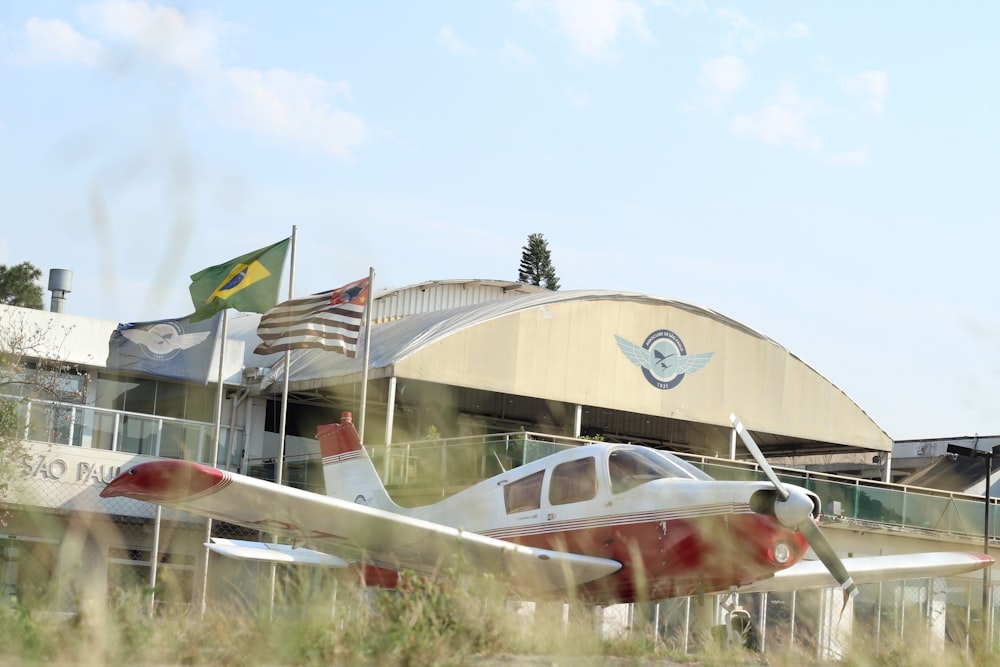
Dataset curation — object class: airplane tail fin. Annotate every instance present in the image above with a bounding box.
[316,412,398,512]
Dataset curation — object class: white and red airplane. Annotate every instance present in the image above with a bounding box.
[101,412,993,605]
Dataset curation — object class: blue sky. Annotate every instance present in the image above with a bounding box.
[1,1,997,441]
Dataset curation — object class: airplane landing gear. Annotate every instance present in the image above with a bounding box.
[713,593,761,651]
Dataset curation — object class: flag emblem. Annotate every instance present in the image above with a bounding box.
[206,260,274,304]
[107,313,222,383]
[189,238,290,322]
[255,277,370,358]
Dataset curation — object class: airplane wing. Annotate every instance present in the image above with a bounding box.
[101,460,622,594]
[207,538,350,567]
[733,551,993,594]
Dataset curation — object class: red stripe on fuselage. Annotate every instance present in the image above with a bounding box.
[495,513,808,603]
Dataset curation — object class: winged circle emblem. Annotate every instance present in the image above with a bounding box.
[120,323,212,361]
[615,330,714,390]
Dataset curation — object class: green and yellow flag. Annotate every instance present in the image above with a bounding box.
[189,238,290,322]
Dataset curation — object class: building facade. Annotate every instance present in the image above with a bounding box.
[1,280,995,653]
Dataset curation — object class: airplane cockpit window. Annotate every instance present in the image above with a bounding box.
[608,447,711,493]
[549,457,597,505]
[504,470,544,514]
[649,449,714,481]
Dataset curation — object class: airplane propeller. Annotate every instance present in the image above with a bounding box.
[730,414,858,607]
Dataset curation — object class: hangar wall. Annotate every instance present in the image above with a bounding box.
[392,295,891,452]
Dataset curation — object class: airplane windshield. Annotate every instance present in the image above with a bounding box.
[648,449,714,482]
[609,447,712,493]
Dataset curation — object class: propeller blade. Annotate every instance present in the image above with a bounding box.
[799,519,858,607]
[729,413,789,501]
[730,413,857,609]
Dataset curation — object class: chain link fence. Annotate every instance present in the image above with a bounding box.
[7,434,999,657]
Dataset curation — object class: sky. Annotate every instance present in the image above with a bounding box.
[1,1,997,441]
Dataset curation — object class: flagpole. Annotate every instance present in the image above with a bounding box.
[148,505,161,617]
[201,308,229,616]
[270,225,297,612]
[358,266,374,442]
[276,225,297,487]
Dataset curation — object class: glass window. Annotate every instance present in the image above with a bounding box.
[154,381,188,419]
[118,413,159,455]
[107,546,194,608]
[549,457,597,505]
[504,470,544,514]
[160,421,207,461]
[608,447,713,493]
[5,366,86,402]
[609,448,669,493]
[95,373,216,423]
[183,384,216,423]
[647,449,714,481]
[2,537,58,607]
[95,375,154,413]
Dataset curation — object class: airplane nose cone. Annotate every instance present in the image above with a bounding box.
[100,460,225,502]
[773,486,816,529]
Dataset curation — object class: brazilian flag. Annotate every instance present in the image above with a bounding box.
[189,238,290,322]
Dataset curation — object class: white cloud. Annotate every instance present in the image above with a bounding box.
[500,41,535,67]
[826,146,870,165]
[715,10,809,51]
[715,7,767,52]
[218,67,368,160]
[13,1,371,161]
[438,25,475,55]
[19,17,106,67]
[787,21,810,39]
[551,0,651,59]
[79,0,223,72]
[698,55,749,110]
[651,0,708,17]
[840,70,888,115]
[732,84,823,150]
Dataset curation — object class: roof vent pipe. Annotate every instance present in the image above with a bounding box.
[47,269,73,313]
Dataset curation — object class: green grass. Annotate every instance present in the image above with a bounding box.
[0,572,997,667]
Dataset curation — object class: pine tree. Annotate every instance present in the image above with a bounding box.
[518,233,560,290]
[0,262,44,309]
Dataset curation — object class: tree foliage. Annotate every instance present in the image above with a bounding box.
[517,233,560,290]
[0,311,79,518]
[0,262,45,310]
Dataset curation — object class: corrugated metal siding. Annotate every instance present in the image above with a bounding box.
[370,280,547,323]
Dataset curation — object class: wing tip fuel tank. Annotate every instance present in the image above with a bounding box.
[100,459,228,502]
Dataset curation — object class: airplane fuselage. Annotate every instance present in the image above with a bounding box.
[406,444,812,602]
[100,412,993,608]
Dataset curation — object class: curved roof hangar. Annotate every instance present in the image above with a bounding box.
[256,288,891,454]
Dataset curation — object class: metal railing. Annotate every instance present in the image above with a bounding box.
[10,396,244,469]
[371,432,1000,543]
[691,455,1000,543]
[377,432,579,487]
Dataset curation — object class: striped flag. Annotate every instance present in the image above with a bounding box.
[254,277,370,357]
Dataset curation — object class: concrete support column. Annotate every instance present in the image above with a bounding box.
[382,376,397,482]
[534,600,567,635]
[927,577,948,652]
[817,587,854,661]
[601,603,631,639]
[689,593,719,649]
